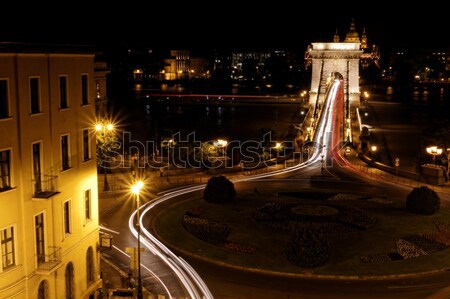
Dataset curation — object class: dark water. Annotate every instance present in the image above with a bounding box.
[127,100,303,146]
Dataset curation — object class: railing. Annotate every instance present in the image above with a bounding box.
[33,175,59,198]
[352,163,422,188]
[37,246,62,273]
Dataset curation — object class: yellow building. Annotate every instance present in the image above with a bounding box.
[0,45,101,298]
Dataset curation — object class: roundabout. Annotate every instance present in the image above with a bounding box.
[150,187,450,278]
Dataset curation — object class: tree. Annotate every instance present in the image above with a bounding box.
[96,122,119,191]
[204,175,236,204]
[406,186,440,215]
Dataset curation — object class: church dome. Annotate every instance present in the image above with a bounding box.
[344,19,360,43]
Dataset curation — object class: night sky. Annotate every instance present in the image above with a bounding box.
[0,7,447,51]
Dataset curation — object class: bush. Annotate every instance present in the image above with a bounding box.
[285,228,330,267]
[406,186,440,215]
[253,202,291,221]
[204,175,236,203]
[182,214,230,244]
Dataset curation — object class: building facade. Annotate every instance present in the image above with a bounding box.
[0,47,101,298]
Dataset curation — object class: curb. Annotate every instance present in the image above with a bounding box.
[151,206,450,282]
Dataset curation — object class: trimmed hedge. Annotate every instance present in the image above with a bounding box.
[253,202,291,221]
[285,228,330,267]
[204,175,236,204]
[406,186,440,215]
[182,214,230,245]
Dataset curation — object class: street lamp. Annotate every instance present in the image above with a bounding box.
[214,139,228,156]
[426,146,443,164]
[363,91,369,107]
[131,180,144,299]
[370,145,377,160]
[95,121,116,191]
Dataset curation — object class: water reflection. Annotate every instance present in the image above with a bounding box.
[217,107,223,126]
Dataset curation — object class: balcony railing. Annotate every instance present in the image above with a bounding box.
[32,175,59,198]
[36,246,62,274]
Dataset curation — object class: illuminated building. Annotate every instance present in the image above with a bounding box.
[163,50,210,80]
[0,44,101,298]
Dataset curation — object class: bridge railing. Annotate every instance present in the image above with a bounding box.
[352,163,422,188]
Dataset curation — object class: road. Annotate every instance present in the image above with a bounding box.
[103,80,450,299]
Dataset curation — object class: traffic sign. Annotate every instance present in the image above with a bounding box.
[126,247,145,269]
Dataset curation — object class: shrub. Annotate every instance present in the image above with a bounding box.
[285,228,330,267]
[335,206,377,230]
[204,175,236,203]
[406,186,440,215]
[253,202,291,221]
[396,239,427,259]
[290,205,338,221]
[182,214,230,245]
[403,234,447,254]
[359,253,391,263]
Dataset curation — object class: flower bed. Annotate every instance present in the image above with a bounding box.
[182,214,230,245]
[285,228,330,267]
[182,212,257,253]
[290,205,339,221]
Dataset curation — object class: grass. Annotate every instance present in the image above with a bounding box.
[154,191,450,276]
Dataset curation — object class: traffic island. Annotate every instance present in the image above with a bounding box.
[152,190,450,278]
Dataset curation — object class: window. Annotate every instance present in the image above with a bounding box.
[81,74,88,105]
[32,143,42,194]
[1,226,15,270]
[65,262,74,299]
[86,247,94,284]
[85,189,91,221]
[61,135,70,170]
[0,80,9,118]
[59,76,68,109]
[0,150,11,191]
[96,81,100,99]
[82,129,90,161]
[63,201,71,235]
[38,280,49,299]
[30,78,40,114]
[35,213,45,263]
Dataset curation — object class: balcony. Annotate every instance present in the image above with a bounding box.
[32,175,59,199]
[36,246,62,275]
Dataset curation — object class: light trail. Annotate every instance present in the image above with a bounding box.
[129,81,342,299]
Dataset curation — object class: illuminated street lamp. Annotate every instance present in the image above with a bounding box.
[363,91,369,107]
[214,139,228,156]
[95,121,116,191]
[426,146,443,164]
[131,180,144,299]
[370,145,377,160]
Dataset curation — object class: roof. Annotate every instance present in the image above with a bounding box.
[0,42,95,54]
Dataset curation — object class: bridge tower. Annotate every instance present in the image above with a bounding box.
[308,42,362,108]
[307,19,363,110]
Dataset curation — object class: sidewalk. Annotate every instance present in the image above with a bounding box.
[342,147,450,200]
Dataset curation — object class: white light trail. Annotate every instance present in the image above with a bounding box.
[129,80,342,299]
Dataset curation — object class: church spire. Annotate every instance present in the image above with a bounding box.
[333,28,340,43]
[361,27,367,49]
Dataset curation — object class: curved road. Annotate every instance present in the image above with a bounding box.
[107,80,450,299]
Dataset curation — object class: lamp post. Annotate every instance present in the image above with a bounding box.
[95,121,116,191]
[370,145,377,160]
[214,139,228,156]
[131,181,144,299]
[426,146,443,164]
[363,91,369,107]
